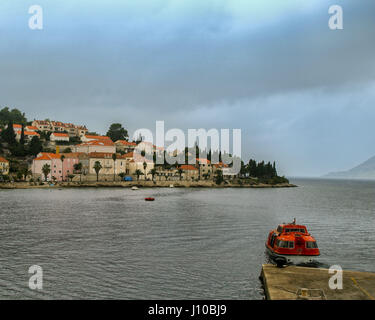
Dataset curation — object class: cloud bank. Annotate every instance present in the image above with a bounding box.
[1,0,374,176]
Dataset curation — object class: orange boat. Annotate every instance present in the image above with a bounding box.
[265,219,320,265]
[145,197,155,201]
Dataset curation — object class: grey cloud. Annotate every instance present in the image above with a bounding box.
[0,0,374,176]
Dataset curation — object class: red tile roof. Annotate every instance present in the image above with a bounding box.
[24,131,39,136]
[51,132,69,137]
[122,152,134,158]
[0,156,9,163]
[33,120,87,130]
[115,140,137,146]
[34,120,50,125]
[179,165,198,171]
[196,158,211,164]
[213,162,229,168]
[34,155,52,161]
[89,152,117,159]
[77,140,115,147]
[85,135,112,141]
[34,152,61,161]
[26,126,38,131]
[59,152,85,158]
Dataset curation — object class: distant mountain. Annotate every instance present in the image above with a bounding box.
[324,155,375,180]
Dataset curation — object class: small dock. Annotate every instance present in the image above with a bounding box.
[260,264,375,300]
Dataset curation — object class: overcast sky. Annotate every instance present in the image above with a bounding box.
[1,0,375,176]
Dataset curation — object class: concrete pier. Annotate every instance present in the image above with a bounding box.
[260,264,375,300]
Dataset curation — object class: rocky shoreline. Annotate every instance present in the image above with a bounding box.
[0,181,297,189]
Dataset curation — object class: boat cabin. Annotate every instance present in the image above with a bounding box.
[276,224,307,234]
[266,222,320,257]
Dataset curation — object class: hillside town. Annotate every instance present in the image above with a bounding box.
[0,114,230,183]
[0,107,287,186]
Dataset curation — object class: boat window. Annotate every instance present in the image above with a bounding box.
[277,226,283,233]
[306,241,318,249]
[276,240,294,248]
[270,234,277,247]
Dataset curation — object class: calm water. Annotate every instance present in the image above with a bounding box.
[0,178,374,299]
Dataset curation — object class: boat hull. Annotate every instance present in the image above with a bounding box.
[265,246,319,265]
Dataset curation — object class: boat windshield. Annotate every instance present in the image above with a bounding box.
[284,228,305,233]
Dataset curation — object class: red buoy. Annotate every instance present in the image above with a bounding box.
[145,197,155,201]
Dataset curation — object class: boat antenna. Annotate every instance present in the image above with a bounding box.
[293,218,296,224]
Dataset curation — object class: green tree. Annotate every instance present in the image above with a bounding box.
[149,168,157,181]
[21,168,32,181]
[273,161,277,177]
[60,155,65,181]
[16,171,23,181]
[178,168,183,180]
[143,162,147,180]
[93,161,102,182]
[112,153,117,181]
[38,131,51,141]
[2,120,16,145]
[106,123,128,142]
[135,133,142,144]
[69,136,81,145]
[248,159,257,177]
[0,107,27,127]
[215,169,223,185]
[67,174,75,182]
[42,163,51,181]
[118,172,126,180]
[28,136,42,156]
[135,169,143,181]
[11,143,26,157]
[73,162,83,182]
[20,124,25,145]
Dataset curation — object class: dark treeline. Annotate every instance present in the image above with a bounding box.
[1,120,42,157]
[0,107,42,157]
[242,159,278,178]
[0,107,28,127]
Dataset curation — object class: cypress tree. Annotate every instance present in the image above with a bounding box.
[20,124,25,145]
[273,161,277,177]
[2,120,16,145]
[28,136,42,156]
[195,144,200,158]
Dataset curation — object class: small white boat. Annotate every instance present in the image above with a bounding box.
[169,184,174,188]
[131,186,139,190]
